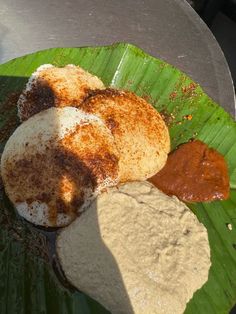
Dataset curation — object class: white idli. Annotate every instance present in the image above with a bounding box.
[17,64,105,121]
[80,89,170,182]
[1,107,119,227]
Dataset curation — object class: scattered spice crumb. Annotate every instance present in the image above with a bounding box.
[141,93,152,103]
[181,83,197,94]
[169,91,177,100]
[160,110,175,126]
[183,114,193,121]
[0,92,21,115]
[0,92,21,143]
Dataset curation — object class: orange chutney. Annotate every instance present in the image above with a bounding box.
[149,140,229,202]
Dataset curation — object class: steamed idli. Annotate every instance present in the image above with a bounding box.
[17,64,105,121]
[1,107,119,227]
[80,89,170,182]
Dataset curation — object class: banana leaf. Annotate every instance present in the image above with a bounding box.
[0,43,235,314]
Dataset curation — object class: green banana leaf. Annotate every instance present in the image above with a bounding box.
[0,43,236,314]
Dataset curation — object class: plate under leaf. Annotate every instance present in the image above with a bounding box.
[0,43,236,314]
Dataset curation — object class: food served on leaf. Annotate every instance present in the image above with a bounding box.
[57,181,211,314]
[80,88,170,182]
[149,139,230,202]
[17,64,105,121]
[1,107,119,227]
[1,61,231,314]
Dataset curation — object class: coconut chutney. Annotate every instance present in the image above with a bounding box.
[57,181,211,314]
